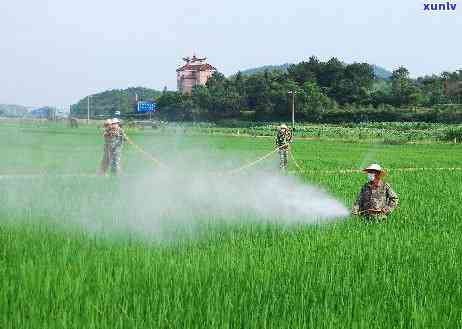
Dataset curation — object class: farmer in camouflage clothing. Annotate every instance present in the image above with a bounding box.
[99,119,113,175]
[352,163,399,220]
[109,118,125,175]
[275,124,292,171]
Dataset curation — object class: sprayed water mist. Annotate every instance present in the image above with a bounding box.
[0,131,350,240]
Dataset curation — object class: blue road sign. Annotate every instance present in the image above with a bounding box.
[137,101,157,113]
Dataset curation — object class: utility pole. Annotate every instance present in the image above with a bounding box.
[87,96,90,124]
[288,91,296,129]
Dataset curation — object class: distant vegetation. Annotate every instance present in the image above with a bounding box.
[239,64,291,76]
[156,56,462,123]
[70,87,161,118]
[0,104,29,117]
[239,63,392,80]
[177,122,462,143]
[67,57,462,124]
[0,104,67,119]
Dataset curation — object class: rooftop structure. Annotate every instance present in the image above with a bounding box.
[177,55,217,94]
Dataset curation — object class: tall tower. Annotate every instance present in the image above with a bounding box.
[177,55,217,94]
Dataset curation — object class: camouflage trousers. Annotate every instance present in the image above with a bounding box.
[110,143,123,175]
[362,214,388,222]
[279,148,289,170]
[99,142,112,175]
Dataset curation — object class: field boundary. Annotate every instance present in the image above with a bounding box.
[1,167,462,180]
[289,167,462,175]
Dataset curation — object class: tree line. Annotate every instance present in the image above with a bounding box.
[69,57,462,123]
[157,57,462,123]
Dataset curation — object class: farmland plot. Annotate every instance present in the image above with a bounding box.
[1,123,462,328]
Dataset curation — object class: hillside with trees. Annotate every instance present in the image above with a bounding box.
[239,63,392,80]
[240,64,290,76]
[71,87,161,118]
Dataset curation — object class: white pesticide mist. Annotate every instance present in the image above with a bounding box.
[126,169,349,225]
[80,146,349,239]
[0,135,349,240]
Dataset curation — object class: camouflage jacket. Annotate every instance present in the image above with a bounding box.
[103,127,114,142]
[352,181,399,216]
[104,126,125,147]
[275,129,292,148]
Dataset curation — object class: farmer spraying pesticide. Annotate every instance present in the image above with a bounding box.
[352,164,399,220]
[99,118,126,175]
[275,124,292,171]
[99,119,113,175]
[108,118,125,175]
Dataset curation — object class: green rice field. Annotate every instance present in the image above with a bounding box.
[1,122,462,328]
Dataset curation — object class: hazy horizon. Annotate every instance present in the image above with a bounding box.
[1,0,460,107]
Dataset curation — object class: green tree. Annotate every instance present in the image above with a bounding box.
[298,81,334,119]
[156,91,189,120]
[416,75,449,106]
[370,79,393,106]
[205,72,243,120]
[336,63,374,104]
[390,67,423,108]
[287,56,319,85]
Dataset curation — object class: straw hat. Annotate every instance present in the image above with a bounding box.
[363,163,386,176]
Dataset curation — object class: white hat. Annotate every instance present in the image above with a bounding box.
[363,163,383,172]
[111,118,120,124]
[279,124,288,129]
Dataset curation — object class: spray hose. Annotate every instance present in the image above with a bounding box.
[123,134,167,168]
[121,134,462,176]
[289,147,303,172]
[123,133,282,174]
[123,132,292,175]
[224,147,281,176]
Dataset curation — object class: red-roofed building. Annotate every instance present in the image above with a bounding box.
[177,55,217,94]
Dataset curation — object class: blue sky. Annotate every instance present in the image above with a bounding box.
[0,0,460,107]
